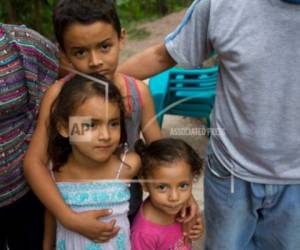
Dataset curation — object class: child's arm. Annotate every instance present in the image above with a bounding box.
[178,195,200,223]
[188,214,204,240]
[138,81,163,143]
[182,211,204,245]
[118,43,176,80]
[44,210,56,250]
[24,80,119,242]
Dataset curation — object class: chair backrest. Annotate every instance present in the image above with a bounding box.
[165,66,218,118]
[149,66,218,126]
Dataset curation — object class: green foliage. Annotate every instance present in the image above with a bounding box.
[0,0,58,38]
[118,0,193,25]
[0,0,193,39]
[126,26,151,40]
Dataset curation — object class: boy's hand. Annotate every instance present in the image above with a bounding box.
[176,196,203,245]
[177,195,199,223]
[187,215,204,240]
[65,209,120,243]
[182,212,204,245]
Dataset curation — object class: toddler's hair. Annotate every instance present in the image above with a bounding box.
[135,138,203,181]
[53,0,121,50]
[48,74,127,171]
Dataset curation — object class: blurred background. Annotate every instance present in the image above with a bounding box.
[0,0,193,40]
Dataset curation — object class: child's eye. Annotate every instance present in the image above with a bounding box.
[74,49,87,58]
[109,120,120,128]
[82,122,96,129]
[179,183,190,190]
[100,43,112,52]
[157,184,168,192]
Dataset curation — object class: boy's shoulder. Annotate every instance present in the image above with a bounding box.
[117,73,149,95]
[128,76,149,95]
[124,74,153,107]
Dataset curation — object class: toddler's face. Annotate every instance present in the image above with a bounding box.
[64,96,121,164]
[145,160,193,218]
[61,21,125,80]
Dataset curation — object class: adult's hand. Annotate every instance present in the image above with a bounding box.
[177,195,199,223]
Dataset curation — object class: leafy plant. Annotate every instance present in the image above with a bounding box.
[0,0,193,39]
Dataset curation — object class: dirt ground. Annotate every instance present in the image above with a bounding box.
[121,9,206,249]
[120,9,187,63]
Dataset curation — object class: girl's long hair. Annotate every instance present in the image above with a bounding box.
[48,74,127,172]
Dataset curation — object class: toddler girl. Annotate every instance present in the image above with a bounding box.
[131,138,204,250]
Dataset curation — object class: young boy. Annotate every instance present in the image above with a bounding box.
[24,0,200,245]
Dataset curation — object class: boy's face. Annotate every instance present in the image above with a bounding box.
[61,21,125,80]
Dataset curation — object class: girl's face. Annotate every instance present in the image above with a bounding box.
[144,160,193,218]
[61,21,125,80]
[65,95,121,164]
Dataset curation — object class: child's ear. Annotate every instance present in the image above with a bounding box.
[119,28,126,50]
[57,121,69,138]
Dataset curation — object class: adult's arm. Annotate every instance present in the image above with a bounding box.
[119,0,214,80]
[118,43,176,80]
[24,80,119,242]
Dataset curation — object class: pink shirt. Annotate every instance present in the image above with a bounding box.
[131,203,192,250]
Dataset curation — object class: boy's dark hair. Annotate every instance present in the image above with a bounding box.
[135,138,203,181]
[48,74,127,171]
[53,0,122,50]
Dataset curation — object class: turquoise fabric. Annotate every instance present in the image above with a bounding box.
[56,181,131,250]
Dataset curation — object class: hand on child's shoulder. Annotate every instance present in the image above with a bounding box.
[42,78,66,103]
[44,73,75,100]
[37,77,69,124]
[123,152,141,179]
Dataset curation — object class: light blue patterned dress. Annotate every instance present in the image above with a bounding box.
[55,159,131,250]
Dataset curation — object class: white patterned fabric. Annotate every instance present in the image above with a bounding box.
[56,181,131,250]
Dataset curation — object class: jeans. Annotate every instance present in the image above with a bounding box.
[204,146,300,250]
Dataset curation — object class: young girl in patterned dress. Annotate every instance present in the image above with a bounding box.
[43,74,140,250]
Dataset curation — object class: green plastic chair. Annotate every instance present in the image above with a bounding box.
[149,66,218,127]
